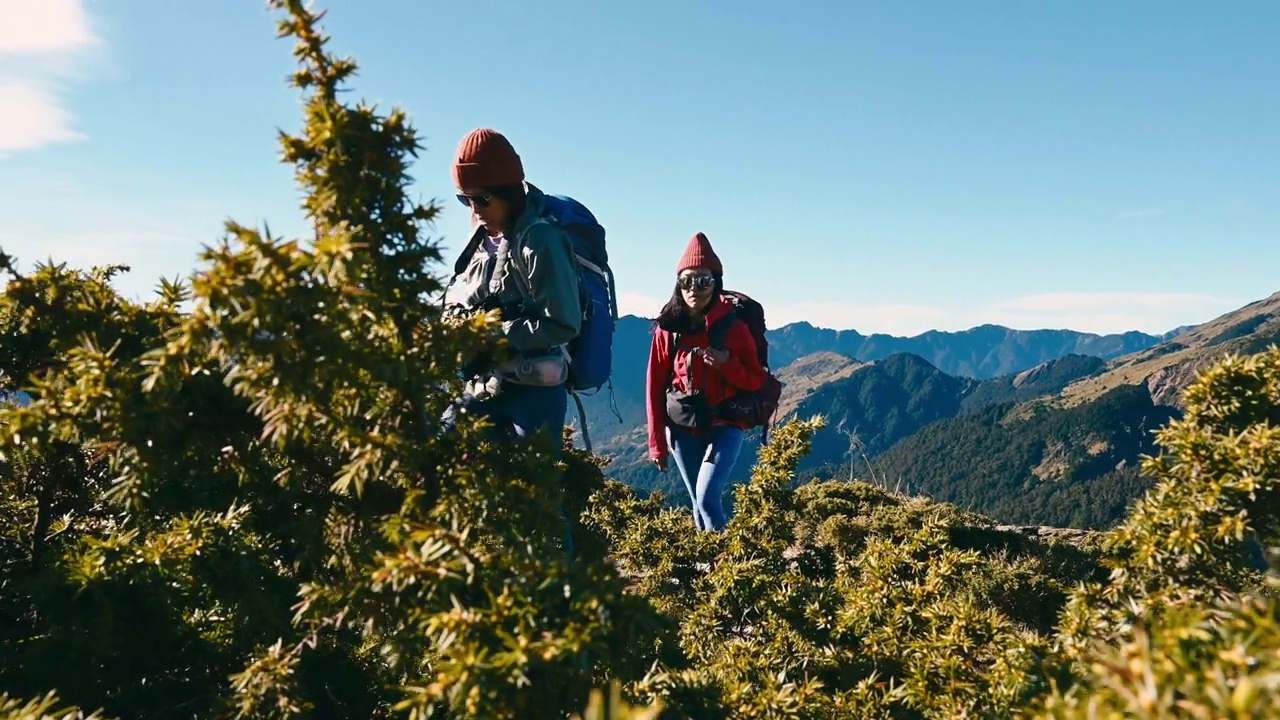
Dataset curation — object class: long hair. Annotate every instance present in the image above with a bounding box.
[654,275,723,334]
[484,183,528,236]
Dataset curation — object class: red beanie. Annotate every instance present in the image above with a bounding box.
[452,128,525,189]
[676,232,723,275]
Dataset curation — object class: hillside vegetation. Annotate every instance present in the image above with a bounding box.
[766,307,1279,531]
[874,384,1179,528]
[847,300,1280,529]
[959,354,1107,412]
[3,4,1280,718]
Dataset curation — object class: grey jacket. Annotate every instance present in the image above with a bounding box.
[454,185,582,355]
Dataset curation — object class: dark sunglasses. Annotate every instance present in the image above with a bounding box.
[678,275,716,291]
[456,192,493,209]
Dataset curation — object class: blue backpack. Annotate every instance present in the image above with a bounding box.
[539,193,617,392]
[446,188,618,449]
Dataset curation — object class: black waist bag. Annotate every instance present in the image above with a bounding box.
[666,387,710,429]
[716,374,783,428]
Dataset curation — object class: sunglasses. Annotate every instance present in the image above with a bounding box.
[456,192,493,209]
[678,275,716,291]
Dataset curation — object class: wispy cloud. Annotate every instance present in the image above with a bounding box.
[616,291,667,318]
[1117,209,1166,220]
[769,301,950,337]
[0,172,221,302]
[981,291,1238,334]
[986,291,1228,314]
[0,0,98,156]
[0,227,209,302]
[0,0,95,54]
[0,80,84,153]
[761,292,1243,337]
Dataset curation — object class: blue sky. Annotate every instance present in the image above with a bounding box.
[2,0,1277,336]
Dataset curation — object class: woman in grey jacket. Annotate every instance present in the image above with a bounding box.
[446,128,582,449]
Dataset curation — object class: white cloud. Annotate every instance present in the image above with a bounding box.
[0,0,97,155]
[0,0,95,55]
[763,292,1244,337]
[769,301,950,337]
[1117,209,1166,220]
[0,228,207,301]
[0,80,84,153]
[985,291,1228,314]
[0,180,215,303]
[617,291,666,318]
[980,292,1238,334]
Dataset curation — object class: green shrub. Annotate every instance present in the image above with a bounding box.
[590,419,1087,718]
[0,3,660,717]
[4,1,1279,717]
[1044,348,1280,717]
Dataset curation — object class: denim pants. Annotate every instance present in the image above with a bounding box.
[444,382,568,455]
[666,424,745,532]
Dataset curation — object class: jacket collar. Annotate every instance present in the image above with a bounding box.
[509,183,548,239]
[658,295,733,335]
[451,183,548,276]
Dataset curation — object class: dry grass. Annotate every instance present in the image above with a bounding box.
[1055,291,1280,408]
[772,350,866,419]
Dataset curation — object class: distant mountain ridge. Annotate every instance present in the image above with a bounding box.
[825,290,1280,529]
[1054,290,1280,408]
[767,322,1174,378]
[582,291,1280,532]
[579,315,1174,448]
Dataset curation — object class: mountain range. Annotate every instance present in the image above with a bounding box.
[579,316,1177,448]
[873,291,1280,527]
[579,291,1280,529]
[766,322,1189,377]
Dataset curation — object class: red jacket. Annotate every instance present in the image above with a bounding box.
[646,297,768,462]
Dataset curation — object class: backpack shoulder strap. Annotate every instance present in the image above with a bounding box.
[707,313,738,351]
[441,226,489,310]
[504,218,551,305]
[450,226,488,278]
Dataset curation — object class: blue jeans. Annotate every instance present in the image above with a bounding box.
[444,382,568,455]
[667,424,745,532]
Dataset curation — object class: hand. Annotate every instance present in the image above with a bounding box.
[652,455,668,472]
[698,347,730,368]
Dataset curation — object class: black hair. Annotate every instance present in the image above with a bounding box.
[483,183,527,236]
[654,274,723,334]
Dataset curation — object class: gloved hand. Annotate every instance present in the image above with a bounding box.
[466,374,503,401]
[460,338,518,380]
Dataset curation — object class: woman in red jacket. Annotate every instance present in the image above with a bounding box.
[646,233,767,531]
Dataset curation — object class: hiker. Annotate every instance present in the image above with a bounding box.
[646,233,768,532]
[444,128,582,451]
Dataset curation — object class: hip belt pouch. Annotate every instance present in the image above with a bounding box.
[666,388,710,429]
[497,351,569,387]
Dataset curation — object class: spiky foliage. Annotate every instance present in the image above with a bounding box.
[588,418,1104,719]
[1038,587,1280,718]
[1040,347,1280,716]
[1057,349,1280,659]
[571,682,663,720]
[5,2,1280,718]
[0,693,107,720]
[0,3,660,718]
